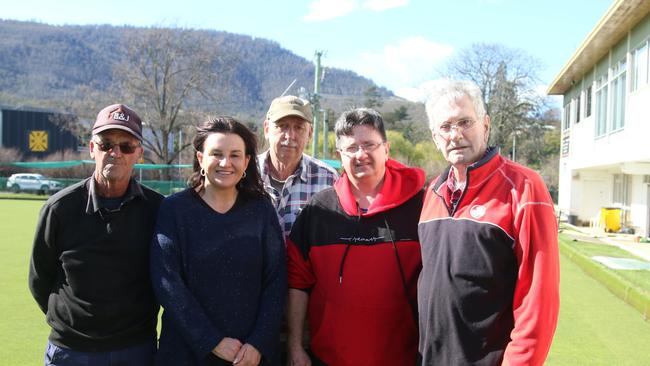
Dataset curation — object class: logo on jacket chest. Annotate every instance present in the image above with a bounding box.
[339,235,385,245]
[469,204,486,219]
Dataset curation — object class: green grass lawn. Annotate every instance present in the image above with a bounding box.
[1,199,650,365]
[0,199,49,365]
[546,248,650,365]
[0,192,49,200]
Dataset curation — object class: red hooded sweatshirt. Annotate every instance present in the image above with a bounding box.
[287,159,425,366]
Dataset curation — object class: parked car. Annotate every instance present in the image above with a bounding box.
[6,173,63,195]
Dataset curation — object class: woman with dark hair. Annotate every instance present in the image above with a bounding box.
[151,116,286,366]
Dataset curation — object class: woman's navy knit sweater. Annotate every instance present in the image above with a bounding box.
[151,188,286,365]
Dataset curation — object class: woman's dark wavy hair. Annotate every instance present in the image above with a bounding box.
[188,116,268,200]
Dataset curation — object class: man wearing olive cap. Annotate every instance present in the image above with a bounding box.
[258,95,339,239]
[258,96,338,364]
[29,104,164,365]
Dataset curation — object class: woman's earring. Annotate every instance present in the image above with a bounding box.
[200,168,206,177]
[242,171,247,178]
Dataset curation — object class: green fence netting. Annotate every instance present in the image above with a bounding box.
[1,159,340,196]
[0,159,342,169]
[0,160,341,170]
[320,159,341,169]
[0,161,193,169]
[0,176,187,196]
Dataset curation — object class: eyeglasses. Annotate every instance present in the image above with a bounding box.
[435,118,477,138]
[338,141,383,157]
[94,140,140,154]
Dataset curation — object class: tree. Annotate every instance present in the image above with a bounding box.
[519,108,561,202]
[442,43,546,156]
[316,131,338,160]
[0,147,23,176]
[412,140,448,179]
[443,43,541,109]
[383,105,430,144]
[112,28,224,172]
[363,86,383,108]
[383,106,410,129]
[385,130,447,178]
[441,43,562,195]
[387,130,416,164]
[514,108,559,167]
[50,85,114,146]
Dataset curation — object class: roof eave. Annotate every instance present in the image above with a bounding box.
[547,0,650,95]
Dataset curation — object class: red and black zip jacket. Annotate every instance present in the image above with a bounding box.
[418,148,560,366]
[287,159,425,366]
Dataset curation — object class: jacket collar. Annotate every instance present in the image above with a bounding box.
[432,146,499,194]
[85,176,146,214]
[335,158,425,217]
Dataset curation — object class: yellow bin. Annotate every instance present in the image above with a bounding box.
[600,207,621,233]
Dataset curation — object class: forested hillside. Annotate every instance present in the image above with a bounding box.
[0,19,391,117]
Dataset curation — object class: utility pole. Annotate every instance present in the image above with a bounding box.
[312,51,323,158]
[322,109,329,159]
[512,131,516,162]
[178,129,183,182]
[511,129,519,162]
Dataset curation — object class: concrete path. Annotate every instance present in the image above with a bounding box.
[562,224,650,262]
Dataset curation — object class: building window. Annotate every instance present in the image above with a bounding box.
[563,102,571,130]
[575,94,581,123]
[585,85,592,117]
[633,41,649,91]
[611,60,626,131]
[595,75,608,137]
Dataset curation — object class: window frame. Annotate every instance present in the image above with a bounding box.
[633,40,649,91]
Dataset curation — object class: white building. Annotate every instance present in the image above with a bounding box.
[548,0,650,236]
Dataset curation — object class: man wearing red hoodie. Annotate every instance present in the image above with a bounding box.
[286,108,425,366]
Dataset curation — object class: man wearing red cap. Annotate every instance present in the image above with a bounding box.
[29,104,164,366]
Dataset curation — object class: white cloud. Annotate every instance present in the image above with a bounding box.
[398,81,561,105]
[303,0,407,21]
[332,37,453,97]
[362,0,409,11]
[395,80,450,102]
[303,0,358,22]
[394,87,427,102]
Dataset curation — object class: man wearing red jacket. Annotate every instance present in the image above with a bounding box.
[287,108,425,366]
[418,79,560,366]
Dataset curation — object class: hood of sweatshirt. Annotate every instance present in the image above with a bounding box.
[334,158,425,217]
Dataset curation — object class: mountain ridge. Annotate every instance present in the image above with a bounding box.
[0,19,393,119]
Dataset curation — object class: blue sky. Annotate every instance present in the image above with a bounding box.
[3,0,613,101]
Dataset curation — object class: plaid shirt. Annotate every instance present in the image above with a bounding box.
[258,151,339,239]
[445,167,465,211]
[443,147,496,212]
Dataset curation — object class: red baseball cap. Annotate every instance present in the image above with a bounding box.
[92,104,143,140]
